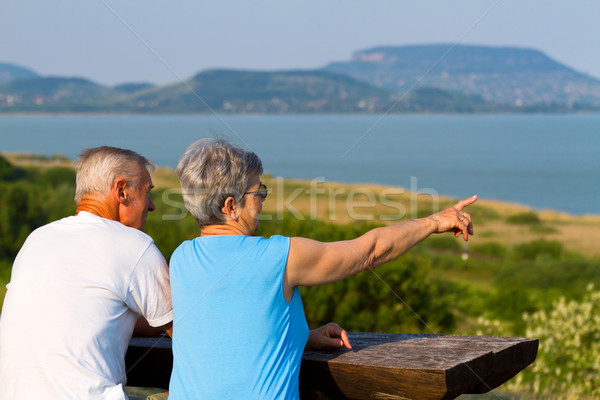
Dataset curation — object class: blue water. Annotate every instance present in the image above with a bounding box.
[1,114,599,215]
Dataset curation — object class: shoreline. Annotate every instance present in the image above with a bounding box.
[259,174,600,220]
[4,155,600,258]
[4,153,599,220]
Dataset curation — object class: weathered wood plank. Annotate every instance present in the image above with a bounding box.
[299,333,538,400]
[125,333,538,399]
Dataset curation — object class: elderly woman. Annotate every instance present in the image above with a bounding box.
[168,138,476,399]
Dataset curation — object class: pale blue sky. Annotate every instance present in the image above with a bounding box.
[2,0,599,86]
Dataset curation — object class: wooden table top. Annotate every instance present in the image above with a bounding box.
[126,332,538,400]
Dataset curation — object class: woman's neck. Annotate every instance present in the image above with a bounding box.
[200,223,250,237]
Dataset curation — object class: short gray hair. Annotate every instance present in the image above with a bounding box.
[75,146,154,203]
[177,138,263,227]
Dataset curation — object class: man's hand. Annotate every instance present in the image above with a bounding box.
[305,322,352,350]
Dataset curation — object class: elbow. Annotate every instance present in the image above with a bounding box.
[363,254,377,271]
[362,238,387,271]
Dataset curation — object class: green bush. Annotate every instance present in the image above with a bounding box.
[464,204,500,221]
[38,167,76,187]
[506,211,541,225]
[512,239,562,261]
[0,155,27,182]
[425,235,461,251]
[472,242,507,258]
[0,158,77,263]
[512,285,600,397]
[485,257,600,332]
[529,224,558,234]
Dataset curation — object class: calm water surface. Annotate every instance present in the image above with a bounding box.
[1,114,599,215]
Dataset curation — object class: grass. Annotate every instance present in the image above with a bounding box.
[7,151,599,259]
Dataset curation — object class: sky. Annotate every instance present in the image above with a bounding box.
[2,0,599,86]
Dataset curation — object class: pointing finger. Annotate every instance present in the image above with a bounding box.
[455,195,478,211]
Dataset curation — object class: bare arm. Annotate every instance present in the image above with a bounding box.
[285,196,476,296]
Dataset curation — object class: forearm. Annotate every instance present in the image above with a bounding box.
[358,217,438,270]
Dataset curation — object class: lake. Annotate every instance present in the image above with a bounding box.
[1,114,599,215]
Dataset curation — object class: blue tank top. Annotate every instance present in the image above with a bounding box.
[168,235,309,400]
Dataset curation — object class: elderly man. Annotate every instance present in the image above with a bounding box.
[0,146,173,399]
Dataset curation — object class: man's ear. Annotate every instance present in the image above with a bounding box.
[221,196,239,220]
[114,178,128,204]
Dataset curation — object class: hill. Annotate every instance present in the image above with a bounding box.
[113,82,155,94]
[3,43,600,113]
[0,76,117,111]
[111,69,396,113]
[0,69,400,113]
[0,63,39,84]
[324,44,600,108]
[0,67,502,113]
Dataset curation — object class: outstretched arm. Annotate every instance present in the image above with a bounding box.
[285,195,477,294]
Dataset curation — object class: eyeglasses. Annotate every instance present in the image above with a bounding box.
[244,183,268,199]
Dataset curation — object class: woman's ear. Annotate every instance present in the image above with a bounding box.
[221,196,239,220]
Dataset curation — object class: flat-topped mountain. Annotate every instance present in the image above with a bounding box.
[324,44,600,107]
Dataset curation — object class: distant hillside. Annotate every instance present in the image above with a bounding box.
[2,45,600,113]
[0,69,402,113]
[0,77,116,111]
[0,68,549,114]
[112,69,396,113]
[324,44,600,107]
[114,82,155,94]
[0,63,39,84]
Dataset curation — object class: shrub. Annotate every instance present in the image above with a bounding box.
[529,224,558,234]
[512,285,600,397]
[506,211,541,225]
[425,235,461,251]
[0,155,27,182]
[512,239,562,261]
[38,167,76,187]
[472,242,507,258]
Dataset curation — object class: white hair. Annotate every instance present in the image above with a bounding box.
[176,138,263,227]
[74,146,154,203]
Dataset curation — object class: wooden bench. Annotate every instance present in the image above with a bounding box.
[126,332,538,400]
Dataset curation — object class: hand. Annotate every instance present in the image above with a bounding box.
[428,195,477,241]
[305,322,352,350]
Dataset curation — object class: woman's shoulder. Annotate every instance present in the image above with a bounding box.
[173,235,290,256]
[255,234,290,247]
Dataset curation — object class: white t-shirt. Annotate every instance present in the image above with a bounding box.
[0,211,173,399]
